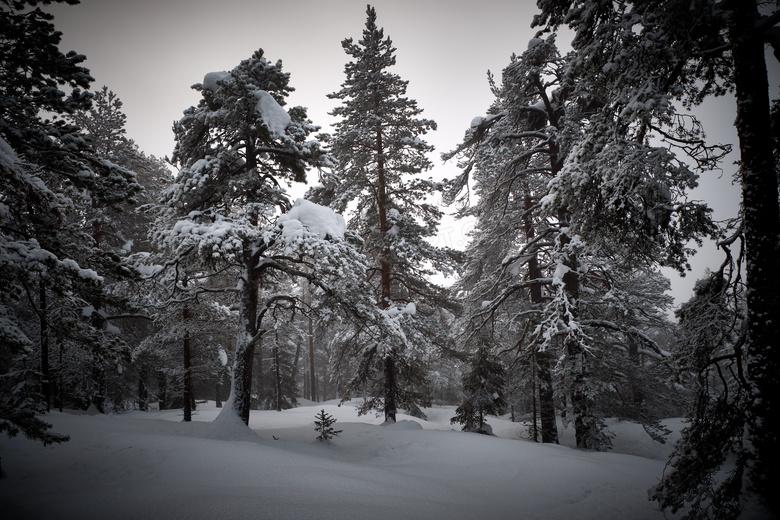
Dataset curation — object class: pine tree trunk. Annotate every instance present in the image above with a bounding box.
[525,193,558,444]
[375,124,397,423]
[215,371,223,408]
[228,255,260,425]
[274,334,282,412]
[558,209,588,449]
[39,280,51,412]
[728,3,780,513]
[531,355,538,442]
[309,316,316,402]
[182,276,193,422]
[384,354,397,422]
[57,341,63,412]
[158,371,167,410]
[138,375,148,412]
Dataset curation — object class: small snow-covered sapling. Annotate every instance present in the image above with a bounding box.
[314,409,342,441]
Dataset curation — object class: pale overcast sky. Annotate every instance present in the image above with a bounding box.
[44,0,770,310]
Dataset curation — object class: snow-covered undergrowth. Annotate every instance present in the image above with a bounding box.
[0,400,684,520]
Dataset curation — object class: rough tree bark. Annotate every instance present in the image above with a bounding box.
[728,1,780,513]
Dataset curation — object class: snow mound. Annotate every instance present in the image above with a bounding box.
[382,419,423,430]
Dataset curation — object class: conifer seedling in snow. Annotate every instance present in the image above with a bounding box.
[314,409,342,441]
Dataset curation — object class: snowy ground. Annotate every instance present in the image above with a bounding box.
[0,400,686,520]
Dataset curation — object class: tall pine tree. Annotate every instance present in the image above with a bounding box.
[312,5,458,422]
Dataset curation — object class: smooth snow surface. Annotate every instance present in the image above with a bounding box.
[0,401,685,520]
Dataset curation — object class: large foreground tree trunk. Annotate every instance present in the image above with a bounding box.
[729,2,780,513]
[227,254,261,426]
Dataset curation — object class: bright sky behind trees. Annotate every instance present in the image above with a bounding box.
[44,0,775,310]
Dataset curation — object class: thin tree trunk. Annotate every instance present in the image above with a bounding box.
[524,192,558,444]
[138,374,148,412]
[57,340,63,412]
[384,354,397,422]
[158,371,167,410]
[308,316,316,402]
[558,208,588,449]
[182,275,193,422]
[274,331,282,412]
[728,3,780,513]
[39,280,51,412]
[531,354,538,442]
[375,126,397,423]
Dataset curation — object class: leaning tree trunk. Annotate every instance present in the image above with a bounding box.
[728,3,780,513]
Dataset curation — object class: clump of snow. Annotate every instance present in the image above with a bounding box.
[553,261,571,286]
[384,302,416,318]
[528,37,544,49]
[278,199,346,243]
[60,258,104,282]
[470,116,486,128]
[202,71,230,92]
[218,348,228,366]
[254,90,291,136]
[0,136,19,168]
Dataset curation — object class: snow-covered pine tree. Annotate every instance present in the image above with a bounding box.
[1,0,141,440]
[445,33,703,450]
[534,1,780,515]
[312,5,459,423]
[451,338,507,435]
[155,49,395,427]
[314,408,342,441]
